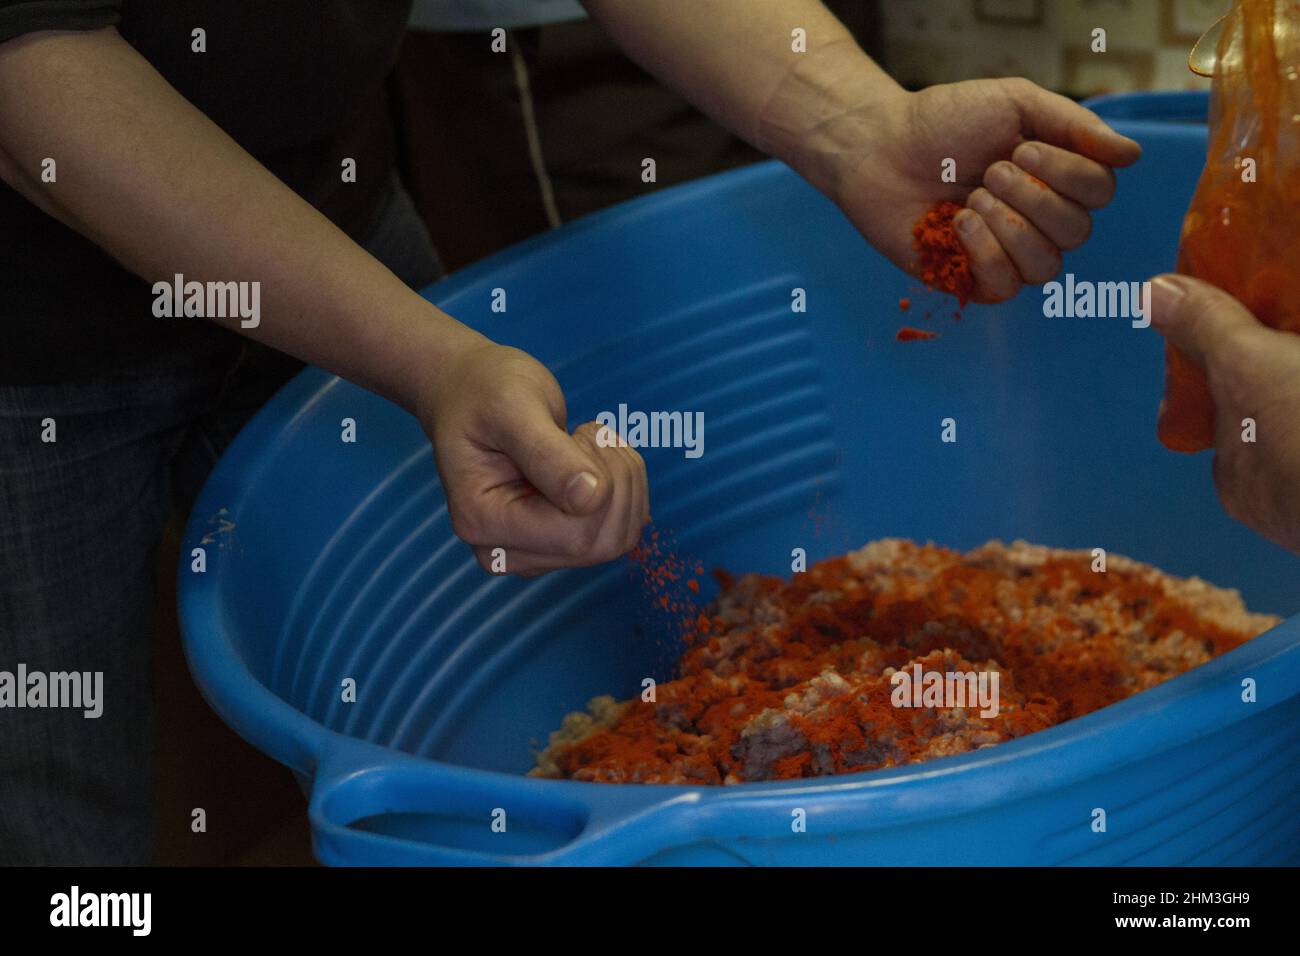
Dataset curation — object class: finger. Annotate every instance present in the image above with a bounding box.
[609,451,640,558]
[606,444,640,556]
[984,160,1092,250]
[617,444,650,552]
[967,187,1061,284]
[451,478,604,556]
[1147,273,1277,370]
[582,439,640,562]
[627,443,650,526]
[609,440,648,517]
[1012,140,1117,209]
[492,406,610,517]
[1009,80,1142,167]
[953,207,1021,302]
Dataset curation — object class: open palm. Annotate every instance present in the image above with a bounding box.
[834,78,1141,303]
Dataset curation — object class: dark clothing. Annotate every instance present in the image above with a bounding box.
[0,0,431,864]
[0,169,439,864]
[0,0,413,383]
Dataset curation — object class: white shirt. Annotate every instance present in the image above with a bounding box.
[408,0,588,32]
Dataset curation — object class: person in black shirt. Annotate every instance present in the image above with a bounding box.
[0,0,1141,862]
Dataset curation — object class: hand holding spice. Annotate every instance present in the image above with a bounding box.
[424,344,650,576]
[826,77,1140,304]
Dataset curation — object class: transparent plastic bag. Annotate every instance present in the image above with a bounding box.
[1160,0,1300,452]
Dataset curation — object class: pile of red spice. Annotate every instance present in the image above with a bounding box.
[533,539,1278,785]
[913,200,975,305]
[895,200,975,341]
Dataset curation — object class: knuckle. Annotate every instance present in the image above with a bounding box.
[1023,252,1061,285]
[991,269,1023,301]
[448,500,485,544]
[623,443,647,468]
[606,529,635,562]
[1197,325,1252,384]
[518,429,553,474]
[576,419,613,449]
[1212,353,1259,412]
[1002,76,1036,100]
[1011,140,1040,167]
[1059,214,1091,250]
[1024,257,1055,283]
[1181,291,1221,334]
[487,365,533,406]
[587,540,618,565]
[1090,170,1117,208]
[983,161,1014,192]
[624,524,644,554]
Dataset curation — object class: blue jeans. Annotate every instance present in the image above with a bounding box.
[0,172,441,864]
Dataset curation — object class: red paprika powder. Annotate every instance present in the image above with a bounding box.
[896,326,939,342]
[912,200,975,306]
[534,540,1277,785]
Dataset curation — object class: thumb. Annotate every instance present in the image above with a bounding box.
[1148,273,1271,369]
[1014,82,1141,167]
[493,397,608,516]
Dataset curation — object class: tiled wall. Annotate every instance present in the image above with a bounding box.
[881,0,1227,96]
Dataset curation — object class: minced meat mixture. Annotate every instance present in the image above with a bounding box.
[532,539,1280,785]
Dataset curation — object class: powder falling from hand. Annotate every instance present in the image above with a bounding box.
[912,200,974,306]
[896,326,939,342]
[629,524,704,645]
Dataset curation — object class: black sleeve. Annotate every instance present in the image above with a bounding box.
[0,1,121,45]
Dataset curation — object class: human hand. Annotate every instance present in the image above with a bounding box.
[419,342,650,575]
[1149,274,1300,555]
[830,78,1141,302]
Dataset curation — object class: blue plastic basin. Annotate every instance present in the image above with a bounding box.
[179,91,1300,865]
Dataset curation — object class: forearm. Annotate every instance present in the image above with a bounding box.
[0,27,484,410]
[580,0,903,196]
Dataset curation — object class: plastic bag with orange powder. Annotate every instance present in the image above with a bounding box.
[1160,0,1300,452]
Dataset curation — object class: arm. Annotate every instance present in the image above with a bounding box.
[582,0,1143,303]
[0,26,478,411]
[0,26,647,574]
[580,0,893,200]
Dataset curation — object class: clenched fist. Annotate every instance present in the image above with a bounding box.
[419,342,650,576]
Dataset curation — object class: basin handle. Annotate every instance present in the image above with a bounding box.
[307,744,701,866]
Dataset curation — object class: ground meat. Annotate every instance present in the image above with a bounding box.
[531,539,1280,785]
